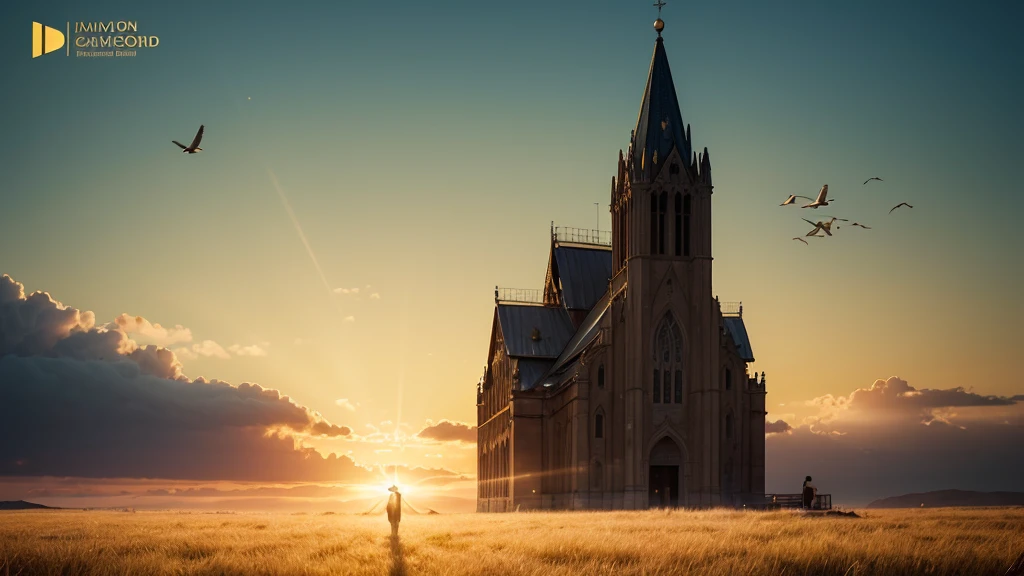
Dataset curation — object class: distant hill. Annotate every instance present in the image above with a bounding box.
[867,490,1024,509]
[0,500,56,510]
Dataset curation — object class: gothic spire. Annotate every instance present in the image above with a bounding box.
[631,20,691,182]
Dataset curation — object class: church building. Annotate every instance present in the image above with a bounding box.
[477,17,766,511]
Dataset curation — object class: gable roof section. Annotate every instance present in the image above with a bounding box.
[535,288,613,388]
[514,358,555,391]
[496,304,575,359]
[723,317,755,362]
[553,245,612,311]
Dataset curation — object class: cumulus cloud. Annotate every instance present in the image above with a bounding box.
[1,275,96,356]
[336,398,357,412]
[416,420,477,443]
[228,343,268,357]
[767,376,1024,505]
[765,419,792,435]
[370,293,381,300]
[110,313,192,347]
[333,288,360,295]
[191,340,230,359]
[0,274,359,483]
[806,377,1016,427]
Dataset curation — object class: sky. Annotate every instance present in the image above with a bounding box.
[1,0,1022,509]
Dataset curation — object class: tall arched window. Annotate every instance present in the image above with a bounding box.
[658,191,668,254]
[683,194,692,256]
[650,194,658,254]
[725,413,734,440]
[653,313,684,404]
[674,192,683,256]
[725,368,732,391]
[595,413,604,439]
[597,364,605,389]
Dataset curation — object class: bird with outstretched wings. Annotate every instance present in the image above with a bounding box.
[172,125,205,154]
[889,202,913,214]
[780,194,813,206]
[802,184,834,208]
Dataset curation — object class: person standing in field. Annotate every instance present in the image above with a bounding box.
[386,485,402,537]
[802,476,817,509]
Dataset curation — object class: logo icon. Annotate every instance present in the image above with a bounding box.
[32,21,65,58]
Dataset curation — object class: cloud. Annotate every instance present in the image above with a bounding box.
[416,420,477,443]
[333,288,360,295]
[767,376,1024,505]
[110,313,192,347]
[194,340,230,359]
[765,419,792,435]
[1,275,96,356]
[335,399,357,412]
[343,316,355,323]
[0,274,360,483]
[172,341,234,361]
[370,293,381,300]
[228,343,268,357]
[806,377,1016,427]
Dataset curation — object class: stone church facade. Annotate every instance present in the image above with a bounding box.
[477,23,766,512]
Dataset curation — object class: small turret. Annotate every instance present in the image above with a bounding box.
[701,147,712,185]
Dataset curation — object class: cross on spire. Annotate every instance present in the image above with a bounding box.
[653,0,667,36]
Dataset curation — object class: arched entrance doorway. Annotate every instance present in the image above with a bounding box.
[649,436,682,508]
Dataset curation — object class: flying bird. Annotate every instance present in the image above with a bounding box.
[803,218,832,237]
[780,194,814,206]
[863,177,883,185]
[792,237,809,245]
[172,125,205,154]
[803,216,847,237]
[889,202,913,214]
[802,185,834,208]
[851,222,872,229]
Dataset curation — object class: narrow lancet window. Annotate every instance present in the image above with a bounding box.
[658,191,668,254]
[683,194,692,256]
[674,192,682,256]
[653,313,684,406]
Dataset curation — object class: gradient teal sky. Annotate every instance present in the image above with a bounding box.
[2,0,1022,462]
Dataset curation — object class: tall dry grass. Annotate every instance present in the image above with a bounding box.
[1,507,1022,575]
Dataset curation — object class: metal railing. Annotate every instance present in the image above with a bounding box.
[764,493,832,510]
[720,301,743,317]
[495,287,544,304]
[554,226,611,246]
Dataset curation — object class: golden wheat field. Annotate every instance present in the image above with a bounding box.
[1,507,1022,576]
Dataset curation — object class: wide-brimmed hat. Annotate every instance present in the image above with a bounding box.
[388,485,399,492]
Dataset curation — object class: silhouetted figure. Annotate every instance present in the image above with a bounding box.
[386,485,402,537]
[802,476,817,509]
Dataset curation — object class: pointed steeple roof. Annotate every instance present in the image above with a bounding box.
[631,33,691,182]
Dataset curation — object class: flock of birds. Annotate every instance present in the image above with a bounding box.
[781,179,913,245]
[170,125,914,249]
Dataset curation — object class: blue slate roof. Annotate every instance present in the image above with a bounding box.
[723,317,755,362]
[632,36,692,182]
[515,358,554,391]
[497,304,575,359]
[537,288,612,388]
[553,246,612,311]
